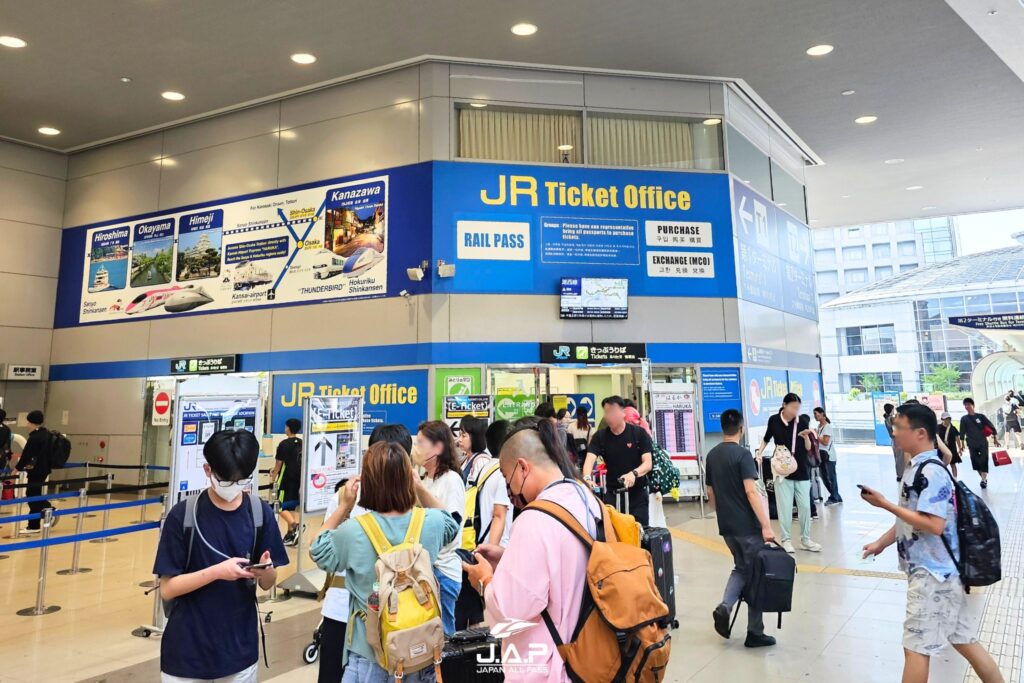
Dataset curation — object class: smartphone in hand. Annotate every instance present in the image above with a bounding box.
[455,548,478,565]
[240,561,272,570]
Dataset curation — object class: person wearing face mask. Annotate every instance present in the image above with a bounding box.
[413,421,466,635]
[154,429,289,683]
[463,417,599,683]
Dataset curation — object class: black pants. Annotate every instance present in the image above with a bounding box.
[25,479,53,530]
[968,442,989,473]
[317,616,347,683]
[603,486,649,527]
[455,569,484,631]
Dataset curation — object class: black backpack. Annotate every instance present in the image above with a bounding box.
[731,541,796,629]
[47,430,72,469]
[911,459,1001,592]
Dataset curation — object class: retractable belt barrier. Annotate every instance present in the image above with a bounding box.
[64,462,170,471]
[1,490,80,506]
[5,475,108,491]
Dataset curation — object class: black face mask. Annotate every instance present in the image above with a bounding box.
[506,461,530,510]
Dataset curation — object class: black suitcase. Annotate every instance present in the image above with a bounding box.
[442,627,504,682]
[732,541,796,629]
[642,526,678,628]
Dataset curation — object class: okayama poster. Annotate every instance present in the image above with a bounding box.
[78,175,389,323]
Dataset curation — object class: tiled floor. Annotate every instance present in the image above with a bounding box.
[0,446,1019,682]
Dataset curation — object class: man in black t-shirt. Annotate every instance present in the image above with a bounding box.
[960,398,999,489]
[271,418,303,545]
[706,409,776,647]
[583,396,653,526]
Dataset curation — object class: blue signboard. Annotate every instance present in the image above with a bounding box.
[433,161,736,298]
[732,179,817,320]
[744,367,791,430]
[787,370,824,411]
[700,367,742,433]
[554,393,597,421]
[272,369,428,436]
[872,391,900,446]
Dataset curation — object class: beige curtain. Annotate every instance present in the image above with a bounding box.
[459,108,582,163]
[587,114,696,169]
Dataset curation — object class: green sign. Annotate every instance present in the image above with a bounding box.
[433,367,482,419]
[494,394,539,421]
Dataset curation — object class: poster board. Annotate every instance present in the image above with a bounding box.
[650,387,698,459]
[443,395,492,435]
[302,395,363,515]
[871,391,901,446]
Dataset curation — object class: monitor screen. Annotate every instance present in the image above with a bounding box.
[560,277,628,320]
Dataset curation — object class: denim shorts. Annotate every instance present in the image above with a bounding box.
[342,653,436,683]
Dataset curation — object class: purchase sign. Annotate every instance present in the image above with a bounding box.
[170,354,238,375]
[540,343,647,364]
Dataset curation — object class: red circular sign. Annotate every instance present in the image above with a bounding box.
[154,391,171,415]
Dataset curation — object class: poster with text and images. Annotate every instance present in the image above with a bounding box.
[493,393,539,421]
[872,392,901,446]
[77,175,388,323]
[552,394,596,421]
[744,368,791,430]
[787,370,824,410]
[650,388,697,458]
[303,395,363,514]
[433,367,482,420]
[443,395,493,435]
[170,397,259,505]
[700,368,741,433]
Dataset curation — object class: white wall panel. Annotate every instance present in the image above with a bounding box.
[709,83,726,117]
[593,297,728,343]
[148,309,273,358]
[67,134,164,179]
[0,166,66,228]
[277,104,418,187]
[724,90,771,155]
[0,326,53,366]
[280,68,420,130]
[103,434,145,478]
[0,272,57,328]
[158,133,279,209]
[64,162,161,227]
[51,322,151,365]
[418,294,449,344]
[271,298,418,351]
[723,298,741,342]
[47,378,146,436]
[450,65,584,106]
[0,139,67,179]
[419,62,450,98]
[419,97,451,162]
[447,294,591,342]
[784,313,822,355]
[584,75,712,115]
[162,103,281,157]
[0,220,60,277]
[738,299,786,350]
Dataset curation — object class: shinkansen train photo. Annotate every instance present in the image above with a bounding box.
[310,247,383,280]
[125,284,214,315]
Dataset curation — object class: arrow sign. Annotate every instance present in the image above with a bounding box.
[738,195,753,234]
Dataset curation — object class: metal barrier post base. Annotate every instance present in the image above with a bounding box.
[131,625,164,639]
[138,579,156,588]
[16,605,60,616]
[0,554,9,560]
[88,537,118,544]
[257,591,292,604]
[56,567,93,575]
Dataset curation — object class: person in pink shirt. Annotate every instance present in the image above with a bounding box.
[463,418,600,683]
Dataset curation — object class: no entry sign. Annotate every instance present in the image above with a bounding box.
[152,389,172,426]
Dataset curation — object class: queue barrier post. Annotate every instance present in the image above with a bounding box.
[83,462,96,518]
[133,466,150,524]
[56,489,93,575]
[133,494,167,638]
[4,471,28,539]
[89,474,117,544]
[16,508,60,616]
[258,498,290,604]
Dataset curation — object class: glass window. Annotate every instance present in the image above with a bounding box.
[458,106,583,163]
[818,292,838,306]
[845,372,903,392]
[812,229,833,247]
[872,223,891,237]
[900,263,918,273]
[587,112,723,170]
[842,246,866,261]
[916,299,941,321]
[817,270,839,292]
[872,243,891,259]
[897,241,917,257]
[770,160,806,222]
[965,294,990,314]
[896,220,915,235]
[875,265,893,280]
[842,324,896,355]
[814,248,836,266]
[940,296,965,315]
[726,125,771,198]
[990,292,1019,313]
[846,227,863,238]
[846,268,869,285]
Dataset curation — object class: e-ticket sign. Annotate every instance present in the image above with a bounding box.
[303,395,363,514]
[443,394,493,436]
[170,396,260,506]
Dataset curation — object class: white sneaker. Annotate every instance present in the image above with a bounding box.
[781,540,795,553]
[21,527,40,535]
[800,539,822,552]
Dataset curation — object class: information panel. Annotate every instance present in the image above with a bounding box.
[559,277,628,320]
[303,395,363,514]
[700,367,742,433]
[650,387,697,460]
[443,394,493,435]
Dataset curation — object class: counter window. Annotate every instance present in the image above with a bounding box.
[457,105,583,164]
[586,112,723,171]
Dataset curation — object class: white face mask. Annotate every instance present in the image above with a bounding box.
[209,477,246,503]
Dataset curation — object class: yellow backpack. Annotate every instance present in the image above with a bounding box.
[461,460,502,550]
[354,508,445,679]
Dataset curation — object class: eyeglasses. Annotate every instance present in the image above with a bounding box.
[212,476,253,488]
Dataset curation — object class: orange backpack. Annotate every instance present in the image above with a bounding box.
[527,499,672,683]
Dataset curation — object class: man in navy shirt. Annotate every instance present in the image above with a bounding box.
[959,398,999,489]
[155,429,289,682]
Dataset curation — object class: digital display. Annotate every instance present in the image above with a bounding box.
[559,277,628,320]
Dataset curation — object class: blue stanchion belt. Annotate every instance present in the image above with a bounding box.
[0,490,80,507]
[0,512,42,524]
[0,521,160,552]
[145,465,170,471]
[52,497,162,517]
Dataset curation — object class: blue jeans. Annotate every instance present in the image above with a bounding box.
[342,653,435,683]
[434,569,461,635]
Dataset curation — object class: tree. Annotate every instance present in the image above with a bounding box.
[860,374,884,394]
[923,364,962,393]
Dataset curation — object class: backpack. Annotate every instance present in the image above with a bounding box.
[770,419,799,478]
[47,430,72,469]
[355,507,444,679]
[648,442,680,495]
[528,499,671,683]
[731,542,796,630]
[911,459,1001,592]
[805,431,821,467]
[461,459,502,550]
[573,425,592,462]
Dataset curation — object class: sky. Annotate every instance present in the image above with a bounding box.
[955,207,1024,255]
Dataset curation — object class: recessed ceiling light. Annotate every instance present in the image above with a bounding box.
[906,185,924,191]
[840,195,851,199]
[987,9,998,15]
[469,102,487,108]
[703,118,722,126]
[855,115,878,125]
[511,23,538,36]
[806,44,834,56]
[922,205,938,210]
[161,91,185,101]
[0,35,27,48]
[884,158,905,165]
[841,89,856,96]
[777,202,787,207]
[277,130,296,140]
[290,53,317,65]
[557,144,574,151]
[37,127,60,136]
[975,147,984,152]
[119,76,133,83]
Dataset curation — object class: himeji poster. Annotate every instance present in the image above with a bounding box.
[303,395,363,514]
[76,174,389,323]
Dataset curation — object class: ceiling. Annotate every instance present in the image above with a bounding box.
[2,0,1023,228]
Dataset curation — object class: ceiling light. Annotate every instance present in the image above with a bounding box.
[162,91,185,101]
[557,144,574,151]
[0,35,27,48]
[469,102,487,108]
[120,76,133,83]
[855,115,878,125]
[922,205,938,211]
[806,44,834,56]
[987,10,998,15]
[277,130,296,139]
[703,118,722,126]
[884,158,905,165]
[777,202,787,207]
[840,195,851,199]
[810,219,819,224]
[906,185,924,191]
[975,147,984,152]
[841,89,856,96]
[511,23,538,36]
[290,53,317,65]
[37,127,60,136]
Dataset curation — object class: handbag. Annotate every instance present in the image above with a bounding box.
[770,419,799,478]
[754,459,770,519]
[992,450,1012,467]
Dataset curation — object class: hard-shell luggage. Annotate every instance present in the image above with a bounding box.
[809,466,823,503]
[732,541,796,630]
[643,526,678,628]
[441,627,504,682]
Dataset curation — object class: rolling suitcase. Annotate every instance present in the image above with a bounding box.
[642,526,678,628]
[441,627,504,682]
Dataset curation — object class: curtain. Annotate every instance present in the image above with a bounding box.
[587,114,696,169]
[459,108,582,163]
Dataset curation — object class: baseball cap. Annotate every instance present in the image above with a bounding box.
[940,411,951,420]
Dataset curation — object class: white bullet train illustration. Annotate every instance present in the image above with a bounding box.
[125,284,214,315]
[231,260,273,290]
[310,247,383,280]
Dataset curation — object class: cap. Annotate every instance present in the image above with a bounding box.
[941,411,951,420]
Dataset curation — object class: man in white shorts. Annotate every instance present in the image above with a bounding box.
[860,403,1003,683]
